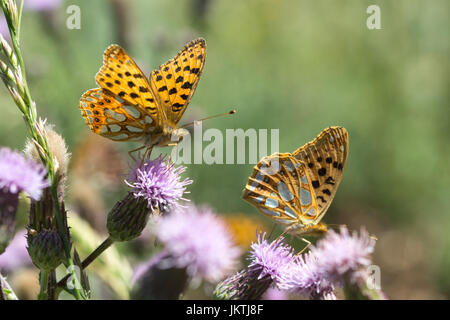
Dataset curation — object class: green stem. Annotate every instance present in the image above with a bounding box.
[81,237,115,269]
[55,237,115,296]
[49,183,82,300]
[0,1,81,300]
[38,270,49,300]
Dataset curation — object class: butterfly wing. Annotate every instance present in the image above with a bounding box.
[96,44,162,121]
[80,88,155,141]
[79,44,163,142]
[293,126,349,222]
[149,38,206,125]
[243,153,319,229]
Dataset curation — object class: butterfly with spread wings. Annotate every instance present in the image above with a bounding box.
[79,38,206,155]
[243,127,349,239]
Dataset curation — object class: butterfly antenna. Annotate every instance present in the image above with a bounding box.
[181,110,236,128]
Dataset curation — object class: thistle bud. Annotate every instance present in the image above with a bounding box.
[27,229,65,270]
[107,193,152,242]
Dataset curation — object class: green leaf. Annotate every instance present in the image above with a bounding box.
[73,247,91,299]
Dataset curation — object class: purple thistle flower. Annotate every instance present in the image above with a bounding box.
[126,155,192,212]
[0,148,49,201]
[214,233,296,300]
[313,227,376,284]
[248,233,297,284]
[153,204,241,283]
[278,251,336,300]
[279,226,379,300]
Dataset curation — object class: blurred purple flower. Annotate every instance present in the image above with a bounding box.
[313,227,376,284]
[278,251,336,300]
[215,233,296,300]
[24,0,62,11]
[153,204,241,282]
[0,230,32,272]
[126,155,192,212]
[262,286,289,300]
[0,148,49,201]
[279,227,376,300]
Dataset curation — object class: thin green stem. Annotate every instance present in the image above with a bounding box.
[38,270,49,300]
[81,237,115,269]
[0,0,81,300]
[55,237,115,296]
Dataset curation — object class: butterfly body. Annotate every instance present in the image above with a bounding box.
[142,121,189,148]
[243,126,348,237]
[79,38,206,151]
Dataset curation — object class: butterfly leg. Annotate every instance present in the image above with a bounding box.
[297,237,312,255]
[168,143,181,166]
[128,145,146,162]
[268,228,289,250]
[136,146,154,168]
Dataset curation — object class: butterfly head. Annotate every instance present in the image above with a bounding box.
[144,122,189,148]
[288,222,328,237]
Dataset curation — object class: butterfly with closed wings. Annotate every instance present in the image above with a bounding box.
[243,127,349,242]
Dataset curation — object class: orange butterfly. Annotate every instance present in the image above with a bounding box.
[243,127,349,239]
[79,38,206,155]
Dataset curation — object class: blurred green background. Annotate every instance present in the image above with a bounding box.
[0,0,449,299]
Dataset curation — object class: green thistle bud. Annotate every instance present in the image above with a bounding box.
[27,230,65,271]
[107,192,152,242]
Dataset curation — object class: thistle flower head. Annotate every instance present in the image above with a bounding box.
[313,227,376,283]
[126,155,192,212]
[0,147,49,201]
[248,233,297,283]
[278,226,376,300]
[278,251,336,300]
[214,233,296,300]
[153,204,241,282]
